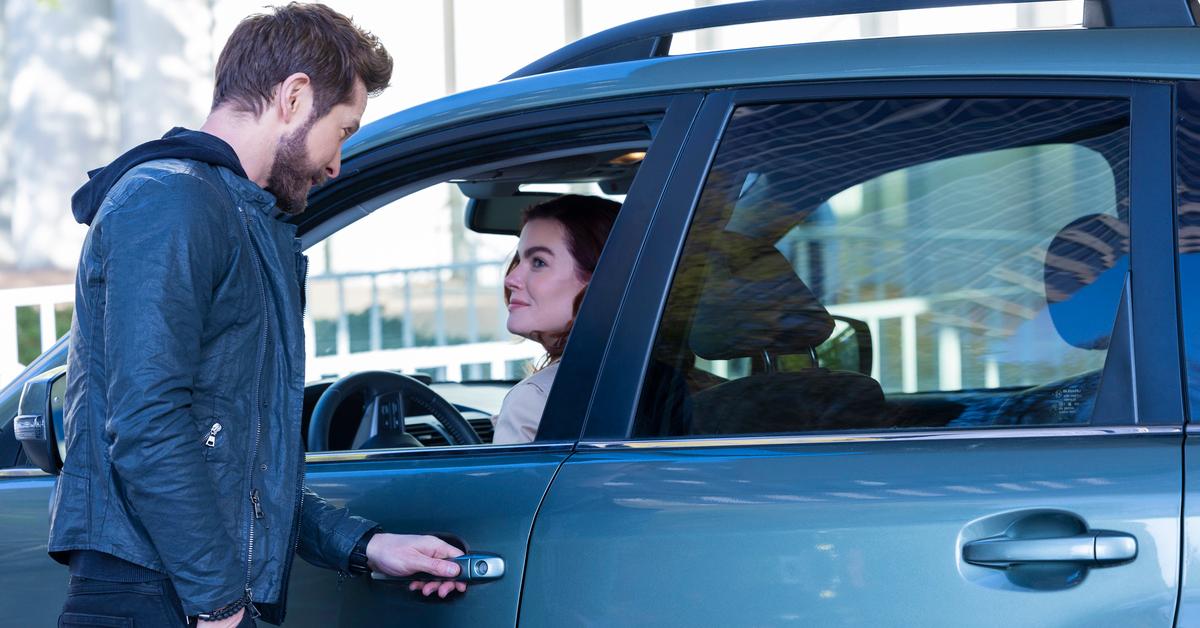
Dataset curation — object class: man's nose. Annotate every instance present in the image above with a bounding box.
[325,154,342,180]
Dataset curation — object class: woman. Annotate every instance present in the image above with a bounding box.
[491,194,620,444]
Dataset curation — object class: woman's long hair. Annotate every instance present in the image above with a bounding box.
[504,194,621,361]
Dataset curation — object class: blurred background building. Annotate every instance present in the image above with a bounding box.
[0,0,1082,380]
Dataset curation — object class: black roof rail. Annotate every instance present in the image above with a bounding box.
[507,0,1196,80]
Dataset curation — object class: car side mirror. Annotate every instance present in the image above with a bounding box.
[13,365,67,475]
[817,315,873,377]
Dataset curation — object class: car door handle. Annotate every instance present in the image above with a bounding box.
[370,552,506,582]
[963,531,1137,567]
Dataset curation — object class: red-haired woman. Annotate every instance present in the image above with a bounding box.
[492,195,620,444]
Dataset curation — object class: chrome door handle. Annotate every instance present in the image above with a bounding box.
[963,531,1137,568]
[370,552,505,583]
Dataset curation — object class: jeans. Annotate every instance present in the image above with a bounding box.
[58,575,256,628]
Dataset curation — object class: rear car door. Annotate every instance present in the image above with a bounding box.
[521,81,1184,626]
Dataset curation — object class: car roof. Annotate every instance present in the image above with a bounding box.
[345,26,1200,160]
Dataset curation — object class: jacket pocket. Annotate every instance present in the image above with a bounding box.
[59,613,132,627]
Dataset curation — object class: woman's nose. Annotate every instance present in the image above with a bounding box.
[504,267,522,290]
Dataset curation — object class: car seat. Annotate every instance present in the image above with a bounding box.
[687,232,886,435]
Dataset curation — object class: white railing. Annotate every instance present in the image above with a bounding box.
[0,283,75,384]
[828,296,1000,393]
[0,263,543,385]
[0,275,1010,392]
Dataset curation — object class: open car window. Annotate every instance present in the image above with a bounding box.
[302,136,638,452]
[636,96,1131,438]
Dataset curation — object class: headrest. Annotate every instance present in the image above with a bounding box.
[1044,213,1129,350]
[690,233,834,360]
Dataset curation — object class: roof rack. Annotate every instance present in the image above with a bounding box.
[507,0,1197,80]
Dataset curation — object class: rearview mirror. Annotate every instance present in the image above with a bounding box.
[464,192,560,235]
[14,365,67,475]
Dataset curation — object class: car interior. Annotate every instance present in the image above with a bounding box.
[635,95,1135,438]
[296,138,650,451]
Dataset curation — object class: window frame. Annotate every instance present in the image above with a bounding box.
[580,78,1182,444]
[292,92,705,460]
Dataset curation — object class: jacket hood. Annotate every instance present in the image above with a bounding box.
[71,127,248,225]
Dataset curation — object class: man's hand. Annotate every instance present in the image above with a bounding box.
[196,607,244,628]
[366,533,468,598]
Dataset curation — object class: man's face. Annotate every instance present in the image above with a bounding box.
[267,80,368,214]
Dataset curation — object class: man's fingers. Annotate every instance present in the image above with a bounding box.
[422,581,439,596]
[456,581,467,593]
[423,536,464,559]
[419,556,460,578]
[437,580,456,598]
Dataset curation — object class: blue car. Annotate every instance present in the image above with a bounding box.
[5,0,1200,625]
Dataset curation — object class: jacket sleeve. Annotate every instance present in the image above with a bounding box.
[296,484,378,571]
[98,172,245,615]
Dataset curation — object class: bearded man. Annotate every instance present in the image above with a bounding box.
[51,4,463,627]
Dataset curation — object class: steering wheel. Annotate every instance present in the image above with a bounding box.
[307,370,482,451]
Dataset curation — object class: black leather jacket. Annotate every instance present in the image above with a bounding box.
[49,158,375,623]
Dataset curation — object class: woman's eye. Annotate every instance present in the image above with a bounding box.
[532,258,547,268]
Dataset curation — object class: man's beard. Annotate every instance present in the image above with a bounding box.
[266,116,324,215]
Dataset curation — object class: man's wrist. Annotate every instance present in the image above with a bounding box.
[348,526,383,575]
[194,592,251,622]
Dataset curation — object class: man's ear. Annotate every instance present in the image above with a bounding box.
[275,72,313,125]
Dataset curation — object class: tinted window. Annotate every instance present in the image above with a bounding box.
[636,97,1130,438]
[1176,81,1200,422]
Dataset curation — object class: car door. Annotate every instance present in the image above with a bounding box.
[0,346,69,627]
[0,93,704,626]
[521,81,1184,626]
[1170,80,1200,626]
[276,94,704,628]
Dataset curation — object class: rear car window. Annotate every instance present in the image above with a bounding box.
[636,96,1130,438]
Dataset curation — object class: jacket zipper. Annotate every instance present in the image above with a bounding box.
[237,206,269,609]
[251,488,265,519]
[203,422,222,448]
[280,240,309,606]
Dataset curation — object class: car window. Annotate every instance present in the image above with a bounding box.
[307,176,624,451]
[635,96,1130,438]
[1176,81,1200,423]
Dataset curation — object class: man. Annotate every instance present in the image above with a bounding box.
[50,4,464,627]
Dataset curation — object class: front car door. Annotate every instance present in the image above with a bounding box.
[522,81,1184,626]
[279,94,702,627]
[0,93,703,626]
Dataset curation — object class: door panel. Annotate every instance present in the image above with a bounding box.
[284,448,567,627]
[0,473,66,626]
[520,80,1182,627]
[522,434,1179,627]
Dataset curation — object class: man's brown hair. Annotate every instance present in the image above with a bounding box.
[212,3,392,118]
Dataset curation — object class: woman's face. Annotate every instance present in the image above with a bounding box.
[505,218,588,348]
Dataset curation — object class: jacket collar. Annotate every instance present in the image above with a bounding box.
[217,166,278,215]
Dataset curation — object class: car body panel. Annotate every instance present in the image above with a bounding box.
[522,432,1181,627]
[1,472,65,626]
[260,447,567,627]
[1178,430,1200,627]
